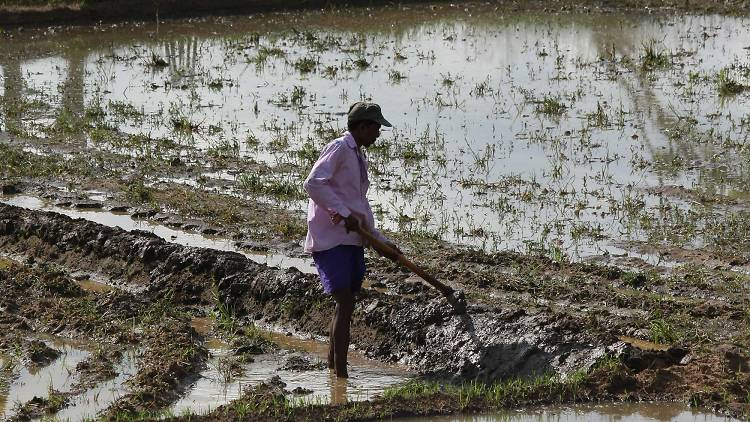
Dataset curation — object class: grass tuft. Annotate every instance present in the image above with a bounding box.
[641,40,671,71]
[536,96,566,116]
[716,68,749,97]
[294,56,318,74]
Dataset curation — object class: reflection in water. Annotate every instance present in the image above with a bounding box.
[59,46,88,147]
[393,402,740,422]
[329,373,348,405]
[173,325,410,415]
[164,37,202,76]
[1,339,89,420]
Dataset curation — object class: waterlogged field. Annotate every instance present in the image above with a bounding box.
[2,2,750,421]
[2,5,750,266]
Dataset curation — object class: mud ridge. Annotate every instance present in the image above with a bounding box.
[0,203,611,381]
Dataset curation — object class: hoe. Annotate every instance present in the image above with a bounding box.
[354,226,468,314]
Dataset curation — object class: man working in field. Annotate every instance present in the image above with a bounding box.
[303,101,399,378]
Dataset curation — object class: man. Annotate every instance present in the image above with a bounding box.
[303,101,399,378]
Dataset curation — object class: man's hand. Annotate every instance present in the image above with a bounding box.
[343,214,361,233]
[330,212,363,233]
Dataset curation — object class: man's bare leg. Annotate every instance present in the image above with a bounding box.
[328,312,335,369]
[331,288,355,378]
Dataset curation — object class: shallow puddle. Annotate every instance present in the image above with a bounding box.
[0,335,138,422]
[76,278,116,293]
[50,350,137,422]
[394,402,739,422]
[1,338,89,420]
[173,328,411,415]
[0,355,9,416]
[0,194,316,274]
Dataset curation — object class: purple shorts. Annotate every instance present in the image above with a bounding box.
[312,245,366,294]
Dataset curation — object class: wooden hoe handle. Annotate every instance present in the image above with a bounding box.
[354,226,455,298]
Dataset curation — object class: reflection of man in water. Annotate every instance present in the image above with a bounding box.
[329,373,348,405]
[303,102,399,378]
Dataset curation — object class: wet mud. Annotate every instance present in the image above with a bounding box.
[0,241,208,419]
[2,1,750,420]
[1,202,750,419]
[0,202,606,379]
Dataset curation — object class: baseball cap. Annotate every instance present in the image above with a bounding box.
[347,102,392,127]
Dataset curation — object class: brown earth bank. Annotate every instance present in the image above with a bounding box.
[1,0,749,28]
[1,203,750,419]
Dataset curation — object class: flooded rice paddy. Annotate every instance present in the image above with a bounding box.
[2,5,750,267]
[3,2,750,421]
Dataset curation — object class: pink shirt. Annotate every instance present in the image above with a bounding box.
[303,131,388,253]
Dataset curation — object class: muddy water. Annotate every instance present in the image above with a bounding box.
[0,355,9,416]
[0,194,316,274]
[0,333,138,422]
[3,6,750,262]
[174,325,411,414]
[76,278,116,293]
[49,350,137,422]
[264,329,407,372]
[0,338,89,419]
[172,347,408,414]
[396,402,739,421]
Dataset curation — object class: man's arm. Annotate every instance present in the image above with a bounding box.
[303,142,351,218]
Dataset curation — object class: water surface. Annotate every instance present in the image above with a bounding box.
[394,402,739,422]
[3,6,749,263]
